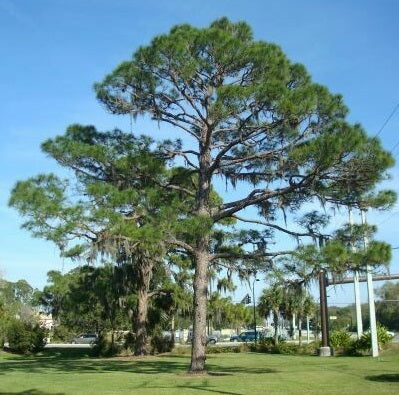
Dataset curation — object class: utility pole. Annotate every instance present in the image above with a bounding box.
[318,236,331,356]
[361,209,379,357]
[349,207,363,338]
[252,275,260,345]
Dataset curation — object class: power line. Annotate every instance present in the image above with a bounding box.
[371,102,399,157]
[392,141,399,157]
[375,103,399,137]
[378,103,399,156]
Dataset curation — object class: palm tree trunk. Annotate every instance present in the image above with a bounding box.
[298,317,302,346]
[273,310,279,346]
[170,314,175,348]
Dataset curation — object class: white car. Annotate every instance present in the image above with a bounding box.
[71,333,98,344]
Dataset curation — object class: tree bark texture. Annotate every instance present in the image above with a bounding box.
[134,286,149,356]
[190,240,210,372]
[298,317,302,346]
[134,262,153,356]
[189,141,211,372]
[273,310,279,346]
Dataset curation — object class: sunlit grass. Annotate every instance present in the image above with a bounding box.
[0,346,399,394]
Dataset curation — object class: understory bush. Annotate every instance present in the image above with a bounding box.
[331,326,393,356]
[91,333,122,357]
[50,325,75,343]
[351,325,393,354]
[206,344,250,354]
[252,337,317,355]
[122,331,136,352]
[330,330,352,351]
[5,319,47,354]
[91,330,175,357]
[150,330,174,354]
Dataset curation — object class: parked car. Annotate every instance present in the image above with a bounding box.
[186,332,218,344]
[230,330,260,342]
[71,333,98,344]
[207,334,218,345]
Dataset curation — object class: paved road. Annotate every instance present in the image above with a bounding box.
[44,335,398,349]
[45,343,91,348]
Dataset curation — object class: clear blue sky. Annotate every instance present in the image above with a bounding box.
[1,0,398,306]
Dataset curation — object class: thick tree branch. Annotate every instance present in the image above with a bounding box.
[214,174,315,221]
[210,249,293,261]
[231,215,318,238]
[166,237,195,255]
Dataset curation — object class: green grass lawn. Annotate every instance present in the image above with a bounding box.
[1,347,399,395]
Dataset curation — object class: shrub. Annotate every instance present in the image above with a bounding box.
[150,331,174,354]
[353,325,393,353]
[50,325,74,343]
[91,333,121,357]
[206,344,249,354]
[253,337,318,355]
[122,331,136,351]
[254,337,275,353]
[334,325,395,356]
[273,342,317,355]
[171,345,191,355]
[330,330,352,351]
[5,319,46,354]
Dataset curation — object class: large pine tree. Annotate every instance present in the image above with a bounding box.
[95,18,394,371]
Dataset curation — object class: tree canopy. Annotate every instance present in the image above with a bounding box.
[94,18,394,371]
[9,125,191,355]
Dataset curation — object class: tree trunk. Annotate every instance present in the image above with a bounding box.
[298,317,302,346]
[133,261,153,356]
[189,138,212,373]
[273,310,279,346]
[190,247,210,372]
[289,315,294,339]
[170,314,175,348]
[134,285,149,356]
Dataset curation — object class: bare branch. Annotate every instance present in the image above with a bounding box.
[166,237,195,255]
[168,69,207,125]
[231,215,319,238]
[210,249,293,261]
[214,174,315,221]
[163,148,199,170]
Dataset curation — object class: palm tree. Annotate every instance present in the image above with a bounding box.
[258,284,285,345]
[284,285,316,345]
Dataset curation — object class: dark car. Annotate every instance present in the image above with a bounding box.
[230,330,261,342]
[71,333,98,344]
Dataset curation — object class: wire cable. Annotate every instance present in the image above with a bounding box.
[375,103,399,137]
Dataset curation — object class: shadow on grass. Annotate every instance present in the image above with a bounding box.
[0,390,64,395]
[0,349,278,378]
[161,354,279,375]
[365,374,399,382]
[117,379,245,395]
